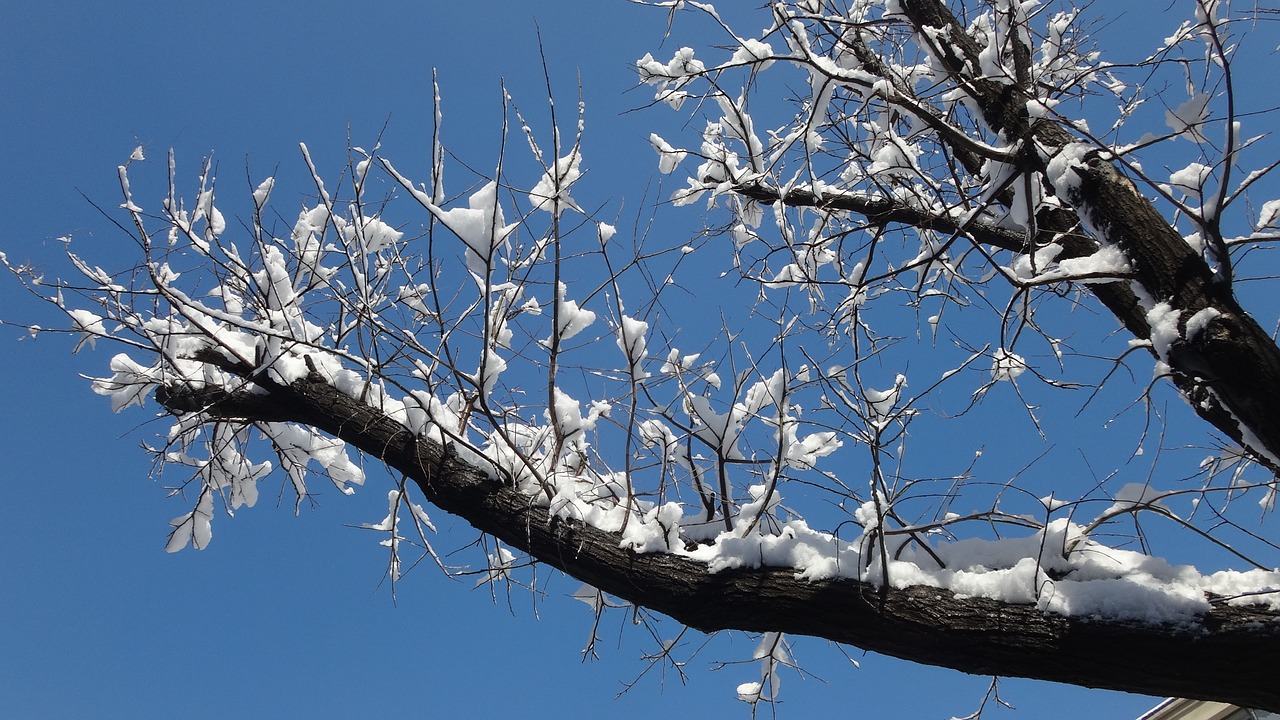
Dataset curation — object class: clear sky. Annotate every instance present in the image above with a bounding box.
[1,1,1258,718]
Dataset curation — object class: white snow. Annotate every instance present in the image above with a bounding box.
[261,421,365,497]
[553,283,597,343]
[865,374,906,421]
[342,215,403,254]
[1167,161,1212,198]
[782,424,842,470]
[476,546,517,587]
[1045,142,1095,202]
[649,133,687,174]
[251,177,275,208]
[1259,199,1280,229]
[1165,92,1211,143]
[92,353,160,412]
[166,490,214,553]
[991,348,1027,381]
[1057,245,1131,281]
[478,347,508,399]
[615,315,651,381]
[1008,243,1131,285]
[637,47,706,84]
[729,38,774,70]
[1145,302,1182,360]
[386,176,516,282]
[1102,482,1172,517]
[680,513,1280,621]
[68,309,108,351]
[528,149,583,216]
[1184,307,1221,341]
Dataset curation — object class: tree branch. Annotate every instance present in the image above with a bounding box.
[776,0,1280,471]
[731,180,1027,251]
[157,372,1280,712]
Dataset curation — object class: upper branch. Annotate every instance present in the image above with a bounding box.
[751,0,1280,471]
[733,180,1025,251]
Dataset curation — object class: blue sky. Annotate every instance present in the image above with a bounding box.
[2,1,1263,717]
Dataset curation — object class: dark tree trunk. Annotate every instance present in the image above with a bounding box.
[877,0,1280,470]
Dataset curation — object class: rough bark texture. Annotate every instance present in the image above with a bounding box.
[158,372,1280,712]
[732,181,1029,251]
[1065,155,1280,469]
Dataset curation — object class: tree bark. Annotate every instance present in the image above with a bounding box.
[158,372,1280,712]
[842,0,1280,470]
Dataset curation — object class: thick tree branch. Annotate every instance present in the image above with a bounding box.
[780,0,1280,470]
[1065,154,1280,471]
[158,372,1280,712]
[731,180,1026,251]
